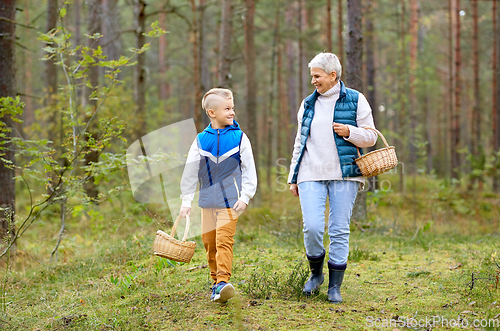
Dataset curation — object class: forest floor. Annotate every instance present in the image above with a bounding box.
[2,175,500,330]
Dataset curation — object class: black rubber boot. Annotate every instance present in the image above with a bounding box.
[302,251,325,295]
[327,261,346,303]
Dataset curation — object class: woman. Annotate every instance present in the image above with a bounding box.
[288,52,377,303]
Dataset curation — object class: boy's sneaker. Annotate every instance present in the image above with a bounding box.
[212,281,235,303]
[210,284,218,301]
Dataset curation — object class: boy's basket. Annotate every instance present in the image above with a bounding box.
[153,215,196,263]
[355,127,398,177]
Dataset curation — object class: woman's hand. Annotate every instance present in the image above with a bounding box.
[333,122,350,137]
[290,184,299,197]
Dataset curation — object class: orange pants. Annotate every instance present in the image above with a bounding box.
[201,208,238,284]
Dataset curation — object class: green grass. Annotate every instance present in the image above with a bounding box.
[2,175,500,330]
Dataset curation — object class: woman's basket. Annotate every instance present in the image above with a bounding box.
[153,215,196,263]
[355,127,398,177]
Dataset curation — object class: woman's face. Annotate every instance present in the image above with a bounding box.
[310,67,337,94]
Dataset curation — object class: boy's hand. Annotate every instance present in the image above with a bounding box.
[233,200,247,212]
[290,184,299,197]
[179,206,191,218]
[333,122,350,137]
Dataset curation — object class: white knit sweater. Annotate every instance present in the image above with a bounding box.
[287,83,378,187]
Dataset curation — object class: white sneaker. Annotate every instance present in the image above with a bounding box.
[213,282,235,303]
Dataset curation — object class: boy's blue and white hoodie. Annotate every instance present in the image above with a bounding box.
[180,120,257,209]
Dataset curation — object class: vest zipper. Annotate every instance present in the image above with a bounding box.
[216,129,220,206]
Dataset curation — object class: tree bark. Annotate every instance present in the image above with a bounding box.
[0,0,17,253]
[451,0,461,179]
[218,0,232,88]
[45,0,59,147]
[190,0,203,132]
[397,0,406,192]
[133,0,147,139]
[494,0,500,192]
[158,11,168,100]
[75,0,81,47]
[84,0,102,201]
[408,0,418,175]
[285,2,297,155]
[346,0,366,221]
[298,0,309,98]
[277,13,287,162]
[346,0,363,92]
[45,0,58,97]
[23,0,33,131]
[471,0,480,158]
[101,0,121,63]
[327,0,332,52]
[365,0,377,191]
[244,0,258,158]
[199,0,210,128]
[337,0,343,61]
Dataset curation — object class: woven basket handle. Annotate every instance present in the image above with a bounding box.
[356,127,390,158]
[171,214,191,242]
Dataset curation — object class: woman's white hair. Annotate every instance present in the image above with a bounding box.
[308,52,342,80]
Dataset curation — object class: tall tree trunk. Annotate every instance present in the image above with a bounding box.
[298,0,309,98]
[190,0,203,132]
[446,0,453,181]
[346,0,363,91]
[46,0,59,147]
[218,0,232,88]
[101,0,121,63]
[23,0,33,130]
[245,0,258,157]
[285,3,297,154]
[0,0,17,253]
[158,11,168,100]
[199,0,210,128]
[494,0,500,192]
[133,0,147,139]
[277,13,288,162]
[84,0,102,201]
[75,0,81,47]
[365,0,377,191]
[471,0,480,158]
[397,0,406,192]
[327,0,332,52]
[266,2,279,192]
[337,0,343,61]
[425,93,433,174]
[408,0,418,176]
[346,0,366,221]
[451,0,461,179]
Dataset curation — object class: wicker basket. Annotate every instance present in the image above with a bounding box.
[355,127,398,177]
[153,215,196,263]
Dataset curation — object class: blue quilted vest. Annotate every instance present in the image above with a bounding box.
[197,120,243,209]
[290,80,362,184]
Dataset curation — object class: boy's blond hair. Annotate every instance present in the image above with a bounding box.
[202,88,233,115]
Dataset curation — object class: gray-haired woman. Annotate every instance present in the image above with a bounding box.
[288,52,377,303]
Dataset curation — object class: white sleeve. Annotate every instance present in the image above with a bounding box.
[344,93,378,148]
[180,138,200,208]
[239,133,257,205]
[288,100,305,184]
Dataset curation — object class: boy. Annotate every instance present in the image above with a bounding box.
[179,88,257,303]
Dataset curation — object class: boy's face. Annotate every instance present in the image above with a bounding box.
[208,96,235,129]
